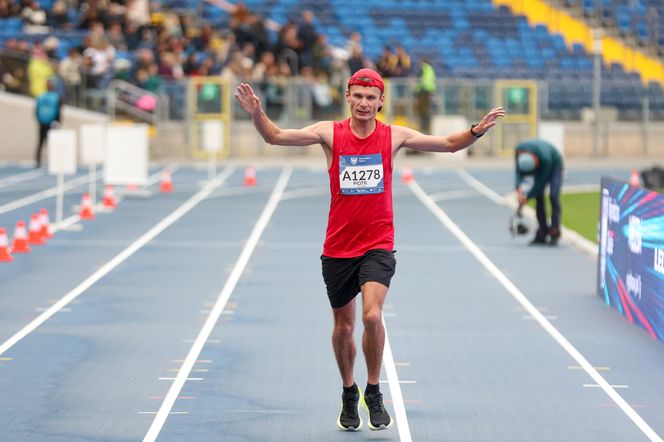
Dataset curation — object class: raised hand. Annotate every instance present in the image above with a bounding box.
[474,107,506,135]
[234,83,263,117]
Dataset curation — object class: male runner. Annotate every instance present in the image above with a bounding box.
[235,68,504,431]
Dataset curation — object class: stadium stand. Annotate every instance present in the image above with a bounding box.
[1,0,663,120]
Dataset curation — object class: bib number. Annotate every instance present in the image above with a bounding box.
[339,154,384,195]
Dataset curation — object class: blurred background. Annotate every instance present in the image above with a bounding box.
[1,0,664,160]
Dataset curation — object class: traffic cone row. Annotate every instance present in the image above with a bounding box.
[2,169,178,264]
[1,208,53,263]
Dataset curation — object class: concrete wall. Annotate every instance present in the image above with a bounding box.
[3,90,664,161]
[0,92,109,162]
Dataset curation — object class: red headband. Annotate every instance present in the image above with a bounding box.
[347,68,384,93]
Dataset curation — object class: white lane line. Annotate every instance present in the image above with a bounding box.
[143,167,292,442]
[456,168,598,256]
[409,180,663,442]
[584,384,629,389]
[0,167,236,358]
[0,169,44,188]
[0,173,93,215]
[381,315,413,442]
[158,378,204,381]
[379,380,416,384]
[138,412,189,415]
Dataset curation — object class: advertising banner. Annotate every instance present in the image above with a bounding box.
[597,177,664,341]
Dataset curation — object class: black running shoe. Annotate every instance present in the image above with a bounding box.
[362,391,392,430]
[337,385,362,431]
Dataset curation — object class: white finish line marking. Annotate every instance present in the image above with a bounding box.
[584,384,628,389]
[408,179,663,442]
[143,167,293,442]
[0,167,236,358]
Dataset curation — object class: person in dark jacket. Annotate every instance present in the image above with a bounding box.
[515,139,564,245]
[34,78,62,168]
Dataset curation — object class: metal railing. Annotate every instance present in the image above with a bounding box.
[106,80,169,126]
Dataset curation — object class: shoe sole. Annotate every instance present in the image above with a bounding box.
[337,389,363,431]
[361,396,393,431]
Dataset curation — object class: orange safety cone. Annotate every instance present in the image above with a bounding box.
[244,166,257,187]
[28,213,45,245]
[39,208,53,240]
[160,170,173,193]
[0,227,13,262]
[629,169,640,187]
[401,166,414,184]
[103,185,117,209]
[79,192,95,220]
[12,220,31,253]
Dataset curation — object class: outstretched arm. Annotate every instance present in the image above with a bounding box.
[393,107,505,154]
[234,82,330,146]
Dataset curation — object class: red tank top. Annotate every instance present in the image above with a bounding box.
[323,118,394,258]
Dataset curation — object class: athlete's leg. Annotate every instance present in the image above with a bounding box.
[332,298,357,387]
[360,281,388,385]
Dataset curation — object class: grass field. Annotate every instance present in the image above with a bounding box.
[529,192,600,243]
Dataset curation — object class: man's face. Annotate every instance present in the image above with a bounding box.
[346,86,384,121]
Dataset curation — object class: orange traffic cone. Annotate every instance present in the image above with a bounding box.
[103,185,117,209]
[28,213,45,245]
[79,192,95,220]
[39,208,53,240]
[160,170,173,193]
[629,169,640,187]
[0,227,13,262]
[244,166,257,187]
[12,220,31,253]
[401,166,414,184]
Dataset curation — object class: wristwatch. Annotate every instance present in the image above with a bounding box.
[470,123,484,138]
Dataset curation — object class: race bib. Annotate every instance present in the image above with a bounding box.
[339,154,384,195]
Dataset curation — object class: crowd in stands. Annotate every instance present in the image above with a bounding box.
[0,0,418,116]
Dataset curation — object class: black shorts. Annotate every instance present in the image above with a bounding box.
[320,249,396,309]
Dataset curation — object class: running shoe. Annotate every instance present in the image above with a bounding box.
[337,385,362,431]
[362,391,392,430]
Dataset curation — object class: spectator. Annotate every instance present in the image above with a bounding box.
[126,0,150,27]
[34,77,62,168]
[393,46,411,77]
[375,45,395,78]
[415,57,436,134]
[21,1,47,26]
[297,10,317,69]
[135,65,161,93]
[248,14,269,59]
[48,1,71,29]
[2,67,26,95]
[275,21,301,74]
[27,44,55,97]
[58,47,82,105]
[106,20,128,51]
